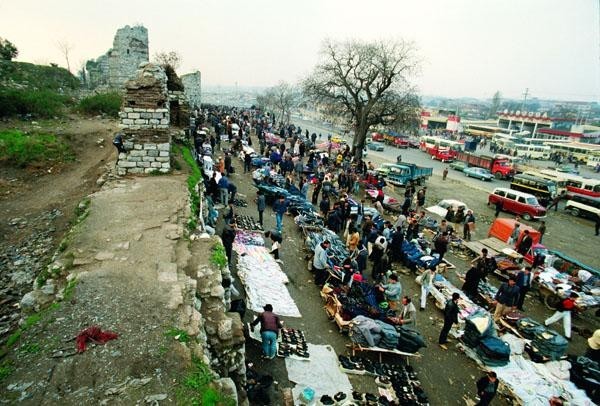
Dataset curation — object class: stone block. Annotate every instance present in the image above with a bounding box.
[142,156,155,162]
[156,108,169,113]
[160,118,169,125]
[134,144,143,150]
[134,119,148,125]
[157,262,178,283]
[151,162,162,168]
[144,143,157,150]
[129,150,146,157]
[128,156,141,162]
[117,168,126,176]
[140,112,152,119]
[123,141,134,150]
[147,149,159,157]
[149,119,160,125]
[161,163,171,169]
[137,161,150,168]
[118,153,127,160]
[144,167,157,174]
[121,119,134,125]
[128,167,144,174]
[124,107,133,112]
[152,112,163,119]
[157,143,170,151]
[217,318,233,340]
[159,151,170,157]
[156,157,170,162]
[118,112,127,119]
[157,124,169,129]
[118,161,136,168]
[159,168,170,173]
[128,112,140,119]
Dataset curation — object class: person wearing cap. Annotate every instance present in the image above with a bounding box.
[439,292,460,349]
[545,291,578,340]
[250,304,283,359]
[475,371,499,406]
[586,329,600,363]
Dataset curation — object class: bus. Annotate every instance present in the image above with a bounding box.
[525,169,568,194]
[513,144,551,160]
[545,142,600,163]
[565,177,600,199]
[419,136,464,158]
[510,174,557,203]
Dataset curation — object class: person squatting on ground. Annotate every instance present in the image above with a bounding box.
[250,304,283,359]
[475,371,499,406]
[264,230,283,262]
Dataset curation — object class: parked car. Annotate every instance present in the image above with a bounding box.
[555,165,580,175]
[407,139,420,149]
[426,199,470,219]
[449,161,468,171]
[464,167,494,181]
[367,142,385,151]
[488,187,546,221]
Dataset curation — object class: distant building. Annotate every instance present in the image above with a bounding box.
[85,25,149,90]
[181,71,201,108]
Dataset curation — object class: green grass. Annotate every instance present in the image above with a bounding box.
[5,331,21,347]
[176,358,235,406]
[77,92,122,117]
[179,145,203,231]
[0,88,73,118]
[0,60,79,91]
[165,327,190,343]
[63,279,78,301]
[18,343,41,354]
[0,361,14,382]
[210,244,227,268]
[0,129,74,167]
[23,314,41,329]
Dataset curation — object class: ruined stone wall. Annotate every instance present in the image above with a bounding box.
[181,71,202,109]
[117,63,171,176]
[86,25,149,90]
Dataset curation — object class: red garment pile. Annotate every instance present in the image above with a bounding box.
[75,325,119,353]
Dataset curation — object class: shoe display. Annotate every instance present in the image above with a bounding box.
[279,327,309,359]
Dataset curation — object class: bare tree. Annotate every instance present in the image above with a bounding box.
[257,82,297,126]
[153,51,181,71]
[302,39,421,159]
[488,91,502,119]
[56,40,73,72]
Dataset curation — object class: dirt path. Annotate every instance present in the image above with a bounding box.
[1,175,194,404]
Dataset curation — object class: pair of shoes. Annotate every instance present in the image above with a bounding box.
[446,338,453,343]
[420,307,425,311]
[439,343,448,350]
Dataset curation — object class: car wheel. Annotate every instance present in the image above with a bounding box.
[494,172,503,179]
[570,208,580,217]
[522,213,532,221]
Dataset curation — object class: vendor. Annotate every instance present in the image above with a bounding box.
[571,269,599,288]
[399,296,417,327]
[379,274,402,310]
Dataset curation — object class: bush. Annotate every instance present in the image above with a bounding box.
[0,88,71,118]
[0,129,73,167]
[77,92,122,117]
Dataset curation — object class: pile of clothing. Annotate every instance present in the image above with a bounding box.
[463,310,496,348]
[568,356,600,403]
[396,327,427,354]
[306,229,350,265]
[517,318,568,361]
[349,315,425,354]
[476,337,511,367]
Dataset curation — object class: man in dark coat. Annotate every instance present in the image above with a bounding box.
[517,229,533,255]
[439,292,460,349]
[221,220,237,265]
[476,372,499,405]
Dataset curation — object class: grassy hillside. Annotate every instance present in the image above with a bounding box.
[0,61,80,91]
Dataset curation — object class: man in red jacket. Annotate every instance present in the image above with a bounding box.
[545,292,577,340]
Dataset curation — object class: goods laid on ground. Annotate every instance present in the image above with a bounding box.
[278,328,310,359]
[234,214,263,231]
[233,232,301,317]
[516,318,569,362]
[338,355,429,405]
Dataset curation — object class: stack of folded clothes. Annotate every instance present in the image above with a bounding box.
[530,328,568,361]
[476,337,511,367]
[463,310,496,348]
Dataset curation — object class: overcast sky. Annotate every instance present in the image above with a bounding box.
[1,0,599,101]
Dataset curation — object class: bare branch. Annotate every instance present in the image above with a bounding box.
[56,40,73,72]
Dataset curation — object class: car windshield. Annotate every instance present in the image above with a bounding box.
[526,197,539,205]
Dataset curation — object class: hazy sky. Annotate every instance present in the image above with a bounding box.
[1,0,599,101]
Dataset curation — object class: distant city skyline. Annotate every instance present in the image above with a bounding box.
[1,0,599,102]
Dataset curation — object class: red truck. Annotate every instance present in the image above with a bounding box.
[457,152,515,179]
[372,132,385,142]
[428,147,454,162]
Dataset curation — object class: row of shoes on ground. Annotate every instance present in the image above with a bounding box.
[233,214,263,230]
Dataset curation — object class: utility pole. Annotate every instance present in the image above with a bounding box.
[521,88,529,112]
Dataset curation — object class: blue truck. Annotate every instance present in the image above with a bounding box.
[380,163,433,186]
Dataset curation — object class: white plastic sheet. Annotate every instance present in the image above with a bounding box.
[286,344,352,404]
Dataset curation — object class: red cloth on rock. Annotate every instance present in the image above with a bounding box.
[76,326,118,353]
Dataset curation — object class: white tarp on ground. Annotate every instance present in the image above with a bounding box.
[286,344,352,405]
[235,244,301,317]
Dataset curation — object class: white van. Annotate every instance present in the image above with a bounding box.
[564,195,600,220]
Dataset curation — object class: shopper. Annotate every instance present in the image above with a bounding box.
[439,293,460,350]
[256,190,266,227]
[273,195,288,233]
[493,277,520,322]
[507,223,520,245]
[475,371,499,406]
[312,240,332,287]
[420,266,436,310]
[515,266,533,311]
[463,210,475,241]
[537,221,546,243]
[250,304,283,360]
[545,292,577,340]
[221,220,237,265]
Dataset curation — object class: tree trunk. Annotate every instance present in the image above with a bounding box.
[353,122,369,160]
